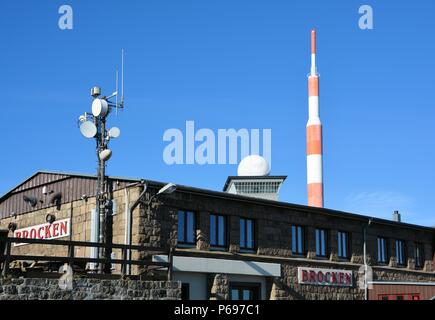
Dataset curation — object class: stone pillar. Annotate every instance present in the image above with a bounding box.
[424,260,434,273]
[209,274,229,300]
[406,241,415,270]
[389,240,397,268]
[196,211,210,251]
[365,233,376,265]
[269,281,279,300]
[306,226,316,259]
[350,231,364,264]
[424,242,434,272]
[329,229,338,262]
[228,216,240,253]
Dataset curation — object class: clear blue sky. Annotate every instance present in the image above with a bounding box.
[0,1,434,226]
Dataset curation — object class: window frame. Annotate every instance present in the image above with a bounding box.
[395,239,407,267]
[229,282,261,300]
[315,228,328,258]
[377,237,389,264]
[239,217,256,251]
[414,242,424,269]
[337,231,350,260]
[209,214,227,249]
[177,210,196,246]
[291,225,305,256]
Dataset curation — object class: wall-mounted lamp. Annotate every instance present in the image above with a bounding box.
[8,222,17,232]
[148,183,177,206]
[50,192,62,210]
[46,214,56,225]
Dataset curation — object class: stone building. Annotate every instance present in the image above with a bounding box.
[0,171,434,300]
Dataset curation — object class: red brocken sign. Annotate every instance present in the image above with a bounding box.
[298,267,353,287]
[13,218,71,246]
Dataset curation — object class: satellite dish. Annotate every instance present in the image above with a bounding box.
[108,127,121,139]
[92,98,109,117]
[99,149,112,161]
[80,121,97,138]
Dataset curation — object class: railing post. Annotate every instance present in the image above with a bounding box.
[2,240,11,278]
[167,247,173,281]
[121,248,127,277]
[68,244,75,269]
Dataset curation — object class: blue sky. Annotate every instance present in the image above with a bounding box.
[0,1,434,226]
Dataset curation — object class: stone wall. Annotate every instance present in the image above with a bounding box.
[0,278,181,300]
[0,187,143,274]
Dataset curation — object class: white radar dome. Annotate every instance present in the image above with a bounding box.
[237,155,270,176]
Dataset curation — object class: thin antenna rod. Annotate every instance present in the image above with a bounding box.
[115,70,119,115]
[121,49,125,107]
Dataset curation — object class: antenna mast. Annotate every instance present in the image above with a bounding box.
[77,49,126,274]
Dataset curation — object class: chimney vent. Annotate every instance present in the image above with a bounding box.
[393,210,401,222]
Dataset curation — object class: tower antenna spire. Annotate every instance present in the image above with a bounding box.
[310,29,317,76]
[306,28,324,208]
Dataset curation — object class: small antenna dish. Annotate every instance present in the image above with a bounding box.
[80,121,97,138]
[108,127,121,139]
[92,98,109,117]
[99,149,112,161]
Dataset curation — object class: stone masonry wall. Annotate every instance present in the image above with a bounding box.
[0,187,143,275]
[0,278,181,300]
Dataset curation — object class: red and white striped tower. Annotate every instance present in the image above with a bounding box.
[306,29,324,207]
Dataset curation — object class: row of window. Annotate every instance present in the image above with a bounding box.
[377,237,425,268]
[177,211,426,268]
[291,226,350,259]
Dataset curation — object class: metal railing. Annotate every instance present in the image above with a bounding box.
[0,237,173,279]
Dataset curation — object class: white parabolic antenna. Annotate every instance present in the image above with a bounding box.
[79,121,97,138]
[237,155,270,176]
[108,127,121,139]
[92,98,109,117]
[99,149,112,161]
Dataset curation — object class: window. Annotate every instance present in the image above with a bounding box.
[315,228,328,257]
[291,225,305,255]
[230,283,260,300]
[414,243,424,269]
[378,294,420,300]
[240,218,255,250]
[337,231,350,260]
[377,237,388,264]
[181,283,190,300]
[210,214,226,248]
[395,240,406,266]
[177,211,196,245]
